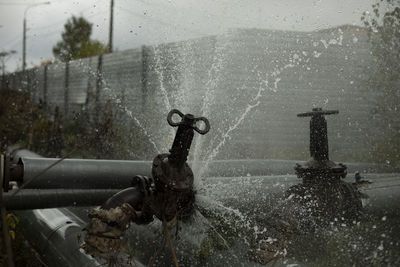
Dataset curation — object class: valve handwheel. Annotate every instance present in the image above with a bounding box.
[167,109,210,135]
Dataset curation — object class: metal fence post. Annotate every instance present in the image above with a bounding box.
[34,68,39,103]
[43,65,48,112]
[26,70,31,94]
[95,54,103,122]
[141,45,148,112]
[65,61,69,116]
[85,57,92,109]
[0,71,4,89]
[0,72,8,90]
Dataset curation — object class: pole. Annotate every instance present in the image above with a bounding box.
[109,0,114,53]
[64,61,69,116]
[43,64,47,111]
[1,59,5,88]
[22,17,26,72]
[22,2,51,72]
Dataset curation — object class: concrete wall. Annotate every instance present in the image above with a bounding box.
[3,26,388,163]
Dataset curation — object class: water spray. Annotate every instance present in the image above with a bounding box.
[294,107,347,184]
[83,109,210,261]
[249,108,364,265]
[287,107,363,222]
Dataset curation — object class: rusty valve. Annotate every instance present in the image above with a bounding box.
[166,109,210,168]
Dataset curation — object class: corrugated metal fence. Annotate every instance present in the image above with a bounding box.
[2,27,391,163]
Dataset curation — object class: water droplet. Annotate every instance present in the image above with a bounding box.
[313,51,322,58]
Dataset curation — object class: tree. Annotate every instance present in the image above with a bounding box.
[53,16,108,62]
[0,50,16,74]
[361,0,400,164]
[0,50,16,88]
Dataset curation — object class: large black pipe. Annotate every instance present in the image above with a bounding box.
[8,147,399,191]
[104,172,400,267]
[3,189,120,210]
[16,157,400,189]
[2,149,133,210]
[18,157,151,189]
[3,147,399,212]
[16,207,146,267]
[6,148,147,266]
[16,208,100,267]
[5,148,400,266]
[12,171,400,267]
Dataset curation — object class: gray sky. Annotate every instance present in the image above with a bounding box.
[0,0,378,72]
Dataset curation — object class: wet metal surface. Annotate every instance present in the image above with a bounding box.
[6,156,399,190]
[3,189,120,210]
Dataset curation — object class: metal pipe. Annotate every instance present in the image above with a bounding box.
[18,157,152,189]
[3,189,120,210]
[16,207,145,267]
[203,159,400,177]
[7,146,151,189]
[204,173,400,217]
[14,172,400,267]
[101,187,144,209]
[3,147,399,213]
[9,147,39,161]
[7,147,399,190]
[5,147,400,266]
[361,174,400,217]
[5,149,146,265]
[113,172,400,267]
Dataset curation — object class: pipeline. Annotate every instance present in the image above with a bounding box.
[5,148,147,266]
[2,147,400,211]
[4,147,398,192]
[4,148,400,267]
[5,147,400,214]
[13,157,151,189]
[3,189,119,210]
[2,107,400,266]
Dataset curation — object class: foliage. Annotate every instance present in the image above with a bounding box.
[0,212,45,266]
[0,86,156,160]
[361,0,400,165]
[1,50,16,86]
[6,213,19,240]
[59,106,153,160]
[52,16,108,62]
[0,89,50,153]
[39,59,53,66]
[0,50,16,72]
